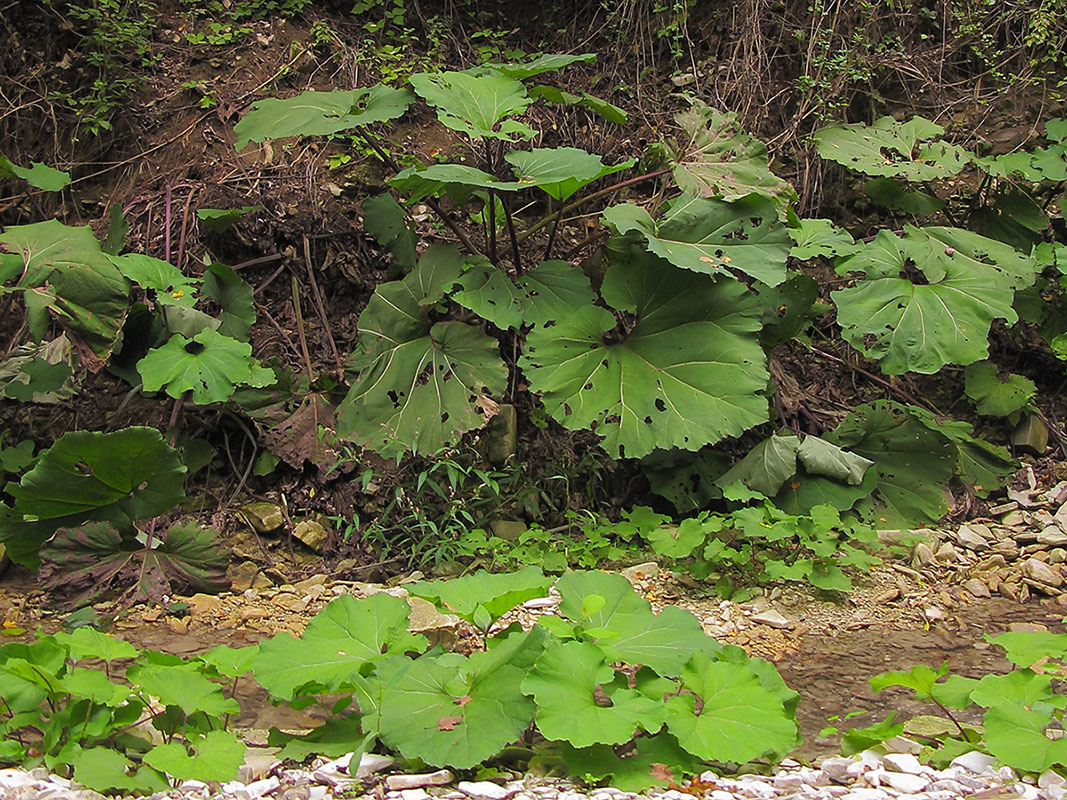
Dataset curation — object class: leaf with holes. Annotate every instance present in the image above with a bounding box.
[138,328,275,405]
[814,116,970,180]
[665,651,797,763]
[201,263,256,341]
[562,733,706,793]
[787,217,860,260]
[452,259,596,331]
[669,100,796,206]
[234,85,414,151]
[907,405,1016,497]
[253,593,427,700]
[964,361,1035,416]
[827,401,955,527]
[364,194,416,270]
[110,253,199,307]
[833,226,1038,374]
[716,434,801,497]
[604,194,790,286]
[521,255,768,459]
[38,521,228,605]
[410,70,533,142]
[506,148,633,201]
[522,639,666,747]
[337,246,506,455]
[0,220,130,360]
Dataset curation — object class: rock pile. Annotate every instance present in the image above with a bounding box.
[4,744,1066,800]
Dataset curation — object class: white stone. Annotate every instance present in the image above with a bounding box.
[883,735,923,755]
[995,765,1018,782]
[244,776,281,799]
[400,790,432,800]
[820,757,855,784]
[882,752,924,774]
[773,773,806,790]
[308,787,330,800]
[950,750,998,774]
[522,597,557,609]
[750,609,792,629]
[840,789,889,800]
[386,771,455,790]
[880,771,929,792]
[355,753,397,777]
[1041,769,1067,789]
[1014,783,1041,800]
[1047,785,1067,800]
[458,780,512,800]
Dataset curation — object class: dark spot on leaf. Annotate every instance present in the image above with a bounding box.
[655,398,666,412]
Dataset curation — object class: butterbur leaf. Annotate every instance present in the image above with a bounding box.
[527,85,629,125]
[363,194,416,269]
[0,220,129,360]
[555,571,718,674]
[110,253,199,307]
[199,644,259,677]
[60,667,133,705]
[646,518,709,559]
[827,402,955,527]
[870,663,948,700]
[234,85,414,151]
[126,663,239,716]
[39,521,228,605]
[53,627,138,662]
[604,193,790,287]
[407,566,552,627]
[138,328,275,405]
[665,651,797,763]
[0,155,71,191]
[338,245,506,455]
[670,100,796,206]
[143,730,245,782]
[196,205,263,234]
[521,256,768,459]
[988,631,1067,668]
[964,361,1035,416]
[754,273,820,345]
[481,53,596,79]
[253,593,427,699]
[409,70,533,142]
[983,704,1067,772]
[716,434,801,497]
[642,448,729,513]
[833,226,1038,374]
[523,639,666,747]
[906,406,1016,497]
[389,163,522,202]
[6,427,185,525]
[69,747,169,794]
[201,263,256,341]
[270,718,371,761]
[506,148,633,201]
[796,436,874,486]
[841,713,904,756]
[864,178,944,215]
[814,116,970,180]
[787,217,859,260]
[452,259,596,331]
[379,647,536,768]
[562,734,705,792]
[970,670,1062,710]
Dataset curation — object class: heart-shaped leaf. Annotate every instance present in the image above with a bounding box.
[409,70,533,141]
[110,253,199,307]
[964,361,1035,416]
[143,730,245,782]
[407,566,552,627]
[814,115,971,180]
[506,148,633,201]
[452,259,596,331]
[138,328,275,404]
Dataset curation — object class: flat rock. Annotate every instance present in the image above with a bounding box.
[881,752,923,774]
[386,770,454,790]
[292,519,329,552]
[951,750,998,774]
[1038,526,1067,546]
[458,781,512,800]
[750,609,792,629]
[243,502,286,533]
[955,525,989,550]
[962,578,991,598]
[1022,557,1063,587]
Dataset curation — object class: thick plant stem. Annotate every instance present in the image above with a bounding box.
[501,194,522,272]
[543,199,564,261]
[353,129,479,254]
[517,168,671,245]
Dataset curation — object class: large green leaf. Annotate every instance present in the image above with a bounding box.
[5,427,185,525]
[522,639,666,747]
[253,593,427,699]
[389,163,523,202]
[988,631,1067,668]
[68,747,169,794]
[407,566,552,628]
[109,253,199,308]
[906,405,1017,497]
[38,521,229,605]
[527,85,628,125]
[506,148,633,202]
[126,663,239,716]
[813,115,970,180]
[363,193,416,270]
[143,730,245,782]
[0,220,129,359]
[201,263,256,341]
[378,646,536,768]
[964,361,1035,416]
[338,246,506,454]
[480,53,596,80]
[833,226,1038,374]
[604,194,790,286]
[452,259,596,331]
[665,651,797,763]
[983,704,1067,772]
[0,156,71,191]
[138,328,275,404]
[827,401,955,527]
[787,217,860,260]
[970,670,1062,710]
[716,434,801,496]
[669,100,796,206]
[555,571,718,675]
[234,85,414,151]
[53,627,139,662]
[409,70,533,141]
[521,256,768,459]
[562,734,706,792]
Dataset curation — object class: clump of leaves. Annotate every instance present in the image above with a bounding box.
[835,631,1067,772]
[0,629,250,793]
